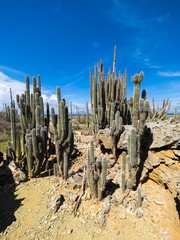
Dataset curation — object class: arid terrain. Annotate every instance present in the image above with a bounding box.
[0,131,180,240]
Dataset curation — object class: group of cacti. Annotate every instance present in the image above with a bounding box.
[86,141,107,200]
[75,104,90,127]
[90,47,129,133]
[5,46,176,211]
[149,97,171,121]
[51,87,74,180]
[6,75,74,180]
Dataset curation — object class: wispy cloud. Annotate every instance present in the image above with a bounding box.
[62,79,81,89]
[133,49,161,69]
[108,0,170,28]
[0,65,26,77]
[0,71,89,114]
[158,71,180,77]
[64,94,75,98]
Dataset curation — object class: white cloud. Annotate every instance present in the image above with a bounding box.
[158,71,180,77]
[0,72,26,108]
[0,72,58,111]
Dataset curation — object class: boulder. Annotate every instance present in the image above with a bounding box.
[8,161,27,184]
[97,119,180,150]
[140,150,180,200]
[49,192,65,213]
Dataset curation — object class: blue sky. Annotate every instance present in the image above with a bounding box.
[0,0,180,113]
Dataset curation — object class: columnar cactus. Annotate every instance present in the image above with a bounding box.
[25,105,48,178]
[90,46,129,132]
[121,171,126,194]
[16,75,48,136]
[110,110,122,158]
[75,106,80,123]
[6,141,14,163]
[137,186,142,208]
[10,108,16,153]
[141,89,147,100]
[150,98,171,121]
[121,151,126,172]
[86,101,89,128]
[138,99,149,155]
[87,141,107,200]
[51,86,74,180]
[15,75,50,176]
[174,107,177,120]
[128,128,137,188]
[70,101,72,121]
[131,72,144,130]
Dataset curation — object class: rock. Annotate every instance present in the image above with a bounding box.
[141,152,180,199]
[67,228,73,235]
[173,150,180,158]
[103,195,111,214]
[135,208,143,218]
[67,173,82,189]
[8,161,27,184]
[49,193,64,213]
[84,189,91,200]
[65,190,78,203]
[50,215,59,221]
[97,125,134,150]
[154,199,164,205]
[97,120,180,150]
[98,213,106,227]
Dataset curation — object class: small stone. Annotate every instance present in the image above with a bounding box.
[154,199,164,205]
[84,190,91,200]
[50,215,58,221]
[49,193,65,213]
[67,228,73,234]
[135,208,143,218]
[98,214,106,227]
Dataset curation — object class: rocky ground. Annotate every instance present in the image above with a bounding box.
[0,131,180,240]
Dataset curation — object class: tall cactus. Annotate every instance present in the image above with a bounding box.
[87,141,107,200]
[150,98,171,121]
[16,75,48,136]
[131,72,144,130]
[138,99,149,155]
[90,46,129,132]
[174,107,177,120]
[51,86,74,180]
[15,75,50,177]
[24,105,48,178]
[10,108,16,153]
[86,101,89,128]
[128,128,137,188]
[110,110,122,158]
